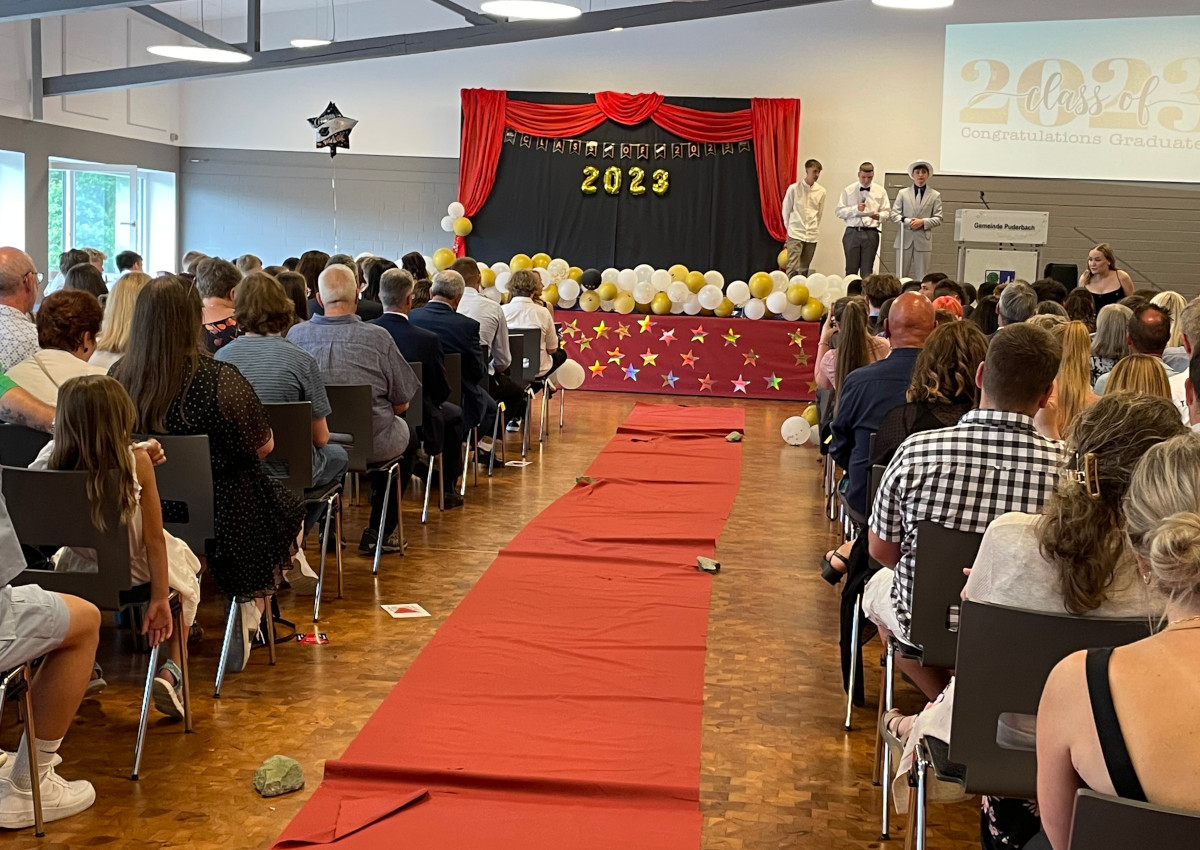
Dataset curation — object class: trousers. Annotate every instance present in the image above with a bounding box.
[842,228,880,278]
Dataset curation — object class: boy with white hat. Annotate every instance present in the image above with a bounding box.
[891,160,943,280]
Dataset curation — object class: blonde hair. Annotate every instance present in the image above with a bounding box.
[1083,243,1119,286]
[95,272,151,355]
[1051,321,1095,433]
[1125,433,1200,610]
[1027,314,1067,332]
[1104,354,1172,400]
[1038,392,1187,613]
[1151,290,1187,348]
[49,376,139,530]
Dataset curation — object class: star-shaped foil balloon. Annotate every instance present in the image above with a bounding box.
[691,326,708,343]
[638,316,655,333]
[731,374,749,393]
[744,349,760,367]
[616,323,632,340]
[561,319,580,338]
[680,350,698,368]
[660,329,676,345]
[594,321,610,338]
[624,364,640,381]
[698,373,714,392]
[765,373,783,390]
[723,328,741,347]
[607,348,624,364]
[577,335,593,352]
[662,371,679,388]
[308,102,358,158]
[788,329,807,349]
[588,360,607,378]
[641,349,658,366]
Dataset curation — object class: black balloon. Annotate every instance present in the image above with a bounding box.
[580,268,602,290]
[307,101,358,158]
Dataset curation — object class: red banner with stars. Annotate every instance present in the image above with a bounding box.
[559,314,820,401]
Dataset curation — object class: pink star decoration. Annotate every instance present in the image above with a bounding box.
[680,350,698,368]
[698,374,714,392]
[660,329,676,345]
[731,374,749,393]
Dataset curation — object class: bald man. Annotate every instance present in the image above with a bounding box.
[0,247,42,371]
[830,292,936,518]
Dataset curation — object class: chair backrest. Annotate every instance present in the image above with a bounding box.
[950,600,1154,798]
[144,434,215,558]
[479,344,490,388]
[0,424,51,468]
[324,384,374,474]
[907,521,984,668]
[1068,790,1200,849]
[4,467,133,611]
[403,361,424,431]
[261,402,314,494]
[507,329,541,384]
[444,353,462,408]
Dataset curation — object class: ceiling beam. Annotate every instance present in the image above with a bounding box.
[0,0,146,21]
[246,0,260,52]
[427,0,495,27]
[44,0,837,96]
[131,6,242,53]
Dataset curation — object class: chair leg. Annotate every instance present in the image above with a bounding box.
[19,665,44,837]
[845,595,862,731]
[213,597,238,698]
[396,468,405,559]
[438,453,445,510]
[176,603,193,734]
[880,639,896,840]
[265,596,276,666]
[421,451,435,524]
[558,387,565,430]
[334,493,344,599]
[539,388,548,443]
[913,741,929,850]
[373,464,396,576]
[461,438,471,497]
[904,784,919,850]
[489,406,502,477]
[131,640,162,780]
[315,496,334,623]
[521,392,532,459]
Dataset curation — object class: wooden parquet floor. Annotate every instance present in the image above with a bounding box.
[1,393,980,849]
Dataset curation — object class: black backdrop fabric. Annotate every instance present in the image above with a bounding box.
[466,91,779,279]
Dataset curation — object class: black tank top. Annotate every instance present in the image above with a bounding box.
[1085,647,1147,802]
[1088,286,1125,313]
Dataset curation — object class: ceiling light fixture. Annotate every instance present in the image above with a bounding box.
[480,0,582,20]
[871,0,953,8]
[292,0,336,47]
[148,0,251,63]
[290,37,332,47]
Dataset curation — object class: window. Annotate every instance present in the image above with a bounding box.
[48,158,176,279]
[0,151,25,250]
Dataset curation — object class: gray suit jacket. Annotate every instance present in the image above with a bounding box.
[891,186,943,251]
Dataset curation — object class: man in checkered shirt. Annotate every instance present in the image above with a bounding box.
[866,323,1065,698]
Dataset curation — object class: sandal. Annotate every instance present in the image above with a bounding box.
[820,549,851,585]
[879,708,909,760]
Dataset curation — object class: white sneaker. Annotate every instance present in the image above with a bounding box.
[0,767,96,829]
[223,601,259,674]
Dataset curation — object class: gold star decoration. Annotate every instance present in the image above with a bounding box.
[594,320,610,338]
[765,373,783,390]
[698,373,714,392]
[577,335,594,352]
[807,379,820,394]
[743,349,760,366]
[788,329,807,349]
[588,360,607,378]
[616,323,632,340]
[638,316,656,333]
[641,349,658,366]
[722,328,741,347]
[607,347,625,364]
[561,319,580,338]
[680,350,698,368]
[793,351,810,367]
[690,325,708,343]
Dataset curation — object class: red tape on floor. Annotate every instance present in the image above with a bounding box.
[273,403,744,849]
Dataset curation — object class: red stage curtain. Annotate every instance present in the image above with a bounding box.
[456,89,800,255]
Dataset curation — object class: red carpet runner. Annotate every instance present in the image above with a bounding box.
[273,403,744,849]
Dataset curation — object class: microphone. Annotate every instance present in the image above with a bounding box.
[979,191,991,210]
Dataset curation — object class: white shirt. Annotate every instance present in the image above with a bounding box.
[88,349,123,371]
[457,286,511,374]
[835,181,892,231]
[502,296,557,376]
[0,304,40,373]
[781,180,826,242]
[7,349,107,406]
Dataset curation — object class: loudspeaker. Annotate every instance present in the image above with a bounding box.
[1044,263,1078,288]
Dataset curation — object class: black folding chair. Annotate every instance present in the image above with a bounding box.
[505,329,543,459]
[261,402,344,623]
[4,467,193,781]
[0,424,51,467]
[1067,789,1200,849]
[400,362,441,523]
[140,434,214,561]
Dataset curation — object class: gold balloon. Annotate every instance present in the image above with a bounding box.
[614,293,636,315]
[801,297,826,322]
[511,253,532,271]
[749,271,773,300]
[579,291,601,312]
[480,267,496,288]
[635,301,652,314]
[651,292,672,315]
[715,297,735,318]
[542,284,559,306]
[531,253,551,269]
[685,270,706,293]
[629,166,647,196]
[433,247,456,271]
[597,282,618,302]
[651,168,669,196]
[453,216,473,237]
[668,264,689,282]
[568,266,583,282]
[603,166,622,195]
[801,404,819,426]
[582,165,599,195]
[786,283,809,306]
[699,307,715,317]
[777,247,788,269]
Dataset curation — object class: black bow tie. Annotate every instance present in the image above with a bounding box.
[860,186,871,192]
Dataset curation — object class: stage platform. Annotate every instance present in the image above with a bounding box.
[559,313,820,402]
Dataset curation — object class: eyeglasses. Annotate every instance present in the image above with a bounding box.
[24,271,44,284]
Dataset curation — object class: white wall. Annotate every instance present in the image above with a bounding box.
[176,0,1198,273]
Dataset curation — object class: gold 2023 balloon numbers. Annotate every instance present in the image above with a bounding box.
[582,166,669,197]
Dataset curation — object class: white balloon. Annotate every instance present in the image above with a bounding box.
[821,291,838,309]
[617,269,637,291]
[726,281,752,307]
[743,298,766,320]
[781,416,811,446]
[827,278,848,299]
[535,267,553,288]
[782,303,804,321]
[842,274,861,285]
[766,291,789,314]
[547,258,569,278]
[491,262,510,276]
[476,261,489,275]
[601,299,616,312]
[650,269,672,291]
[697,284,723,310]
[789,275,809,288]
[440,215,456,232]
[482,286,502,303]
[634,264,654,283]
[422,256,435,275]
[556,359,586,390]
[670,299,686,314]
[811,422,823,446]
[703,270,725,289]
[633,282,655,304]
[601,267,619,283]
[557,296,577,310]
[666,281,690,303]
[683,293,702,315]
[806,273,828,299]
[900,277,914,285]
[495,271,511,293]
[769,270,789,291]
[447,201,465,219]
[558,279,581,301]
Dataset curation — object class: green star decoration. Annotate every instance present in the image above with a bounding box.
[765,373,783,390]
